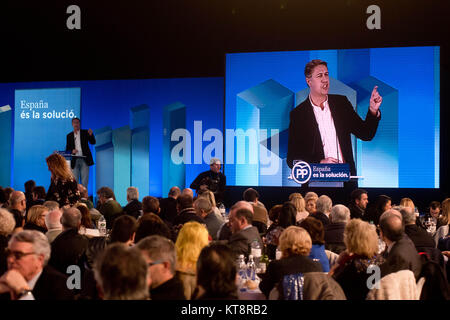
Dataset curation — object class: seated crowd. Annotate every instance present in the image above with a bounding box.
[0,181,449,301]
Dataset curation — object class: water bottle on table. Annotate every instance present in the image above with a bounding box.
[98,215,107,236]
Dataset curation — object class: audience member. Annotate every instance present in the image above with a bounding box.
[109,215,137,246]
[43,200,59,212]
[400,197,415,211]
[159,186,181,225]
[78,184,94,209]
[75,203,95,231]
[310,195,332,227]
[134,213,172,243]
[299,217,330,272]
[94,243,150,300]
[31,186,46,206]
[136,235,185,300]
[243,188,269,234]
[96,186,123,229]
[194,198,222,240]
[330,219,384,300]
[259,226,322,298]
[217,201,253,241]
[266,202,297,259]
[268,204,282,225]
[24,180,35,211]
[8,191,26,232]
[123,187,142,219]
[434,198,449,245]
[23,205,48,234]
[173,194,204,226]
[142,196,160,216]
[194,243,238,300]
[175,222,209,299]
[378,210,422,280]
[348,189,369,220]
[289,193,309,223]
[3,188,14,207]
[198,190,225,222]
[181,188,194,199]
[365,195,392,226]
[0,230,73,300]
[227,208,263,259]
[44,209,63,243]
[48,207,88,275]
[325,204,350,254]
[400,206,435,250]
[45,153,80,207]
[0,209,16,275]
[304,192,319,215]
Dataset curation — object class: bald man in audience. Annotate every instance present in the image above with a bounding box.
[227,208,263,258]
[44,209,63,243]
[181,188,194,199]
[379,210,422,280]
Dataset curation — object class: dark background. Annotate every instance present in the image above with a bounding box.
[1,0,449,211]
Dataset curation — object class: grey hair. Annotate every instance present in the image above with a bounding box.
[0,208,16,236]
[136,235,176,275]
[316,195,332,214]
[194,198,212,214]
[61,207,81,229]
[45,209,63,229]
[330,204,350,223]
[9,230,51,265]
[43,200,60,212]
[400,206,416,225]
[127,187,139,201]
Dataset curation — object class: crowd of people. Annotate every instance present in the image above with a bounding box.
[0,156,449,300]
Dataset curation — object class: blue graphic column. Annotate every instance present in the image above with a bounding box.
[235,79,294,186]
[163,102,186,195]
[94,126,114,198]
[131,104,150,198]
[0,105,12,186]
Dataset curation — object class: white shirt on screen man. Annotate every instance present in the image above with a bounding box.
[309,95,344,163]
[74,130,83,157]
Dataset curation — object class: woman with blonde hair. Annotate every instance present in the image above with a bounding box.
[259,226,322,297]
[175,221,210,299]
[45,153,80,207]
[304,192,319,214]
[23,204,49,233]
[289,193,309,223]
[400,197,415,211]
[330,219,384,300]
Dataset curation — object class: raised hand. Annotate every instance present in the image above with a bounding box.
[369,85,382,115]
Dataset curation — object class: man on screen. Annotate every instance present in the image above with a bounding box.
[286,59,382,176]
[66,118,96,188]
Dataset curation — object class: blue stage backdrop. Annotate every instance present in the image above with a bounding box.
[0,78,223,204]
[13,88,81,190]
[225,46,440,188]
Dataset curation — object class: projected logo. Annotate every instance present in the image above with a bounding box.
[291,161,312,184]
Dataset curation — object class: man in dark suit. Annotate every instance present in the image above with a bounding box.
[310,195,332,227]
[0,230,73,300]
[159,186,181,225]
[227,208,263,258]
[287,59,382,176]
[379,211,422,280]
[66,117,96,188]
[123,187,143,219]
[48,207,88,275]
